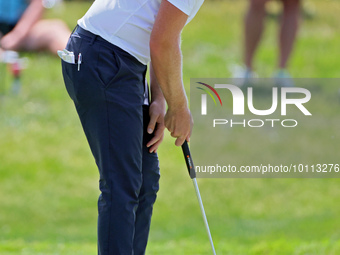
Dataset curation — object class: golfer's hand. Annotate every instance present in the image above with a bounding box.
[146,100,166,153]
[164,106,193,146]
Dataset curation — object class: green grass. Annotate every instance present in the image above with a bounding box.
[0,1,340,254]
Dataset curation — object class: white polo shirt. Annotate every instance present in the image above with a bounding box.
[78,0,204,65]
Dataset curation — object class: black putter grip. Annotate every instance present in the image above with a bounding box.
[181,141,197,179]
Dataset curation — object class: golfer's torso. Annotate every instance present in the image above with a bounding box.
[78,0,204,65]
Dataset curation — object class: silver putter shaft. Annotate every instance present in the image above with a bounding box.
[182,141,217,255]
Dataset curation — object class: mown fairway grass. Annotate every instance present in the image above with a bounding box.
[0,1,339,254]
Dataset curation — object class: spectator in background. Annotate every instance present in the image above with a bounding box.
[0,0,70,55]
[243,0,300,85]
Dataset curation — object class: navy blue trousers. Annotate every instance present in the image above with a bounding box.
[61,26,160,255]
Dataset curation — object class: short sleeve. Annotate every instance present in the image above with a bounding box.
[166,0,198,16]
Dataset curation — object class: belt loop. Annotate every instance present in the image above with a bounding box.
[90,35,97,45]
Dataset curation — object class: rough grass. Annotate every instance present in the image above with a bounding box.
[0,0,339,254]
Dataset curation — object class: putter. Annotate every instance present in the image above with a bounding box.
[182,141,217,255]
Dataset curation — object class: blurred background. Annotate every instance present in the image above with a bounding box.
[0,0,339,254]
